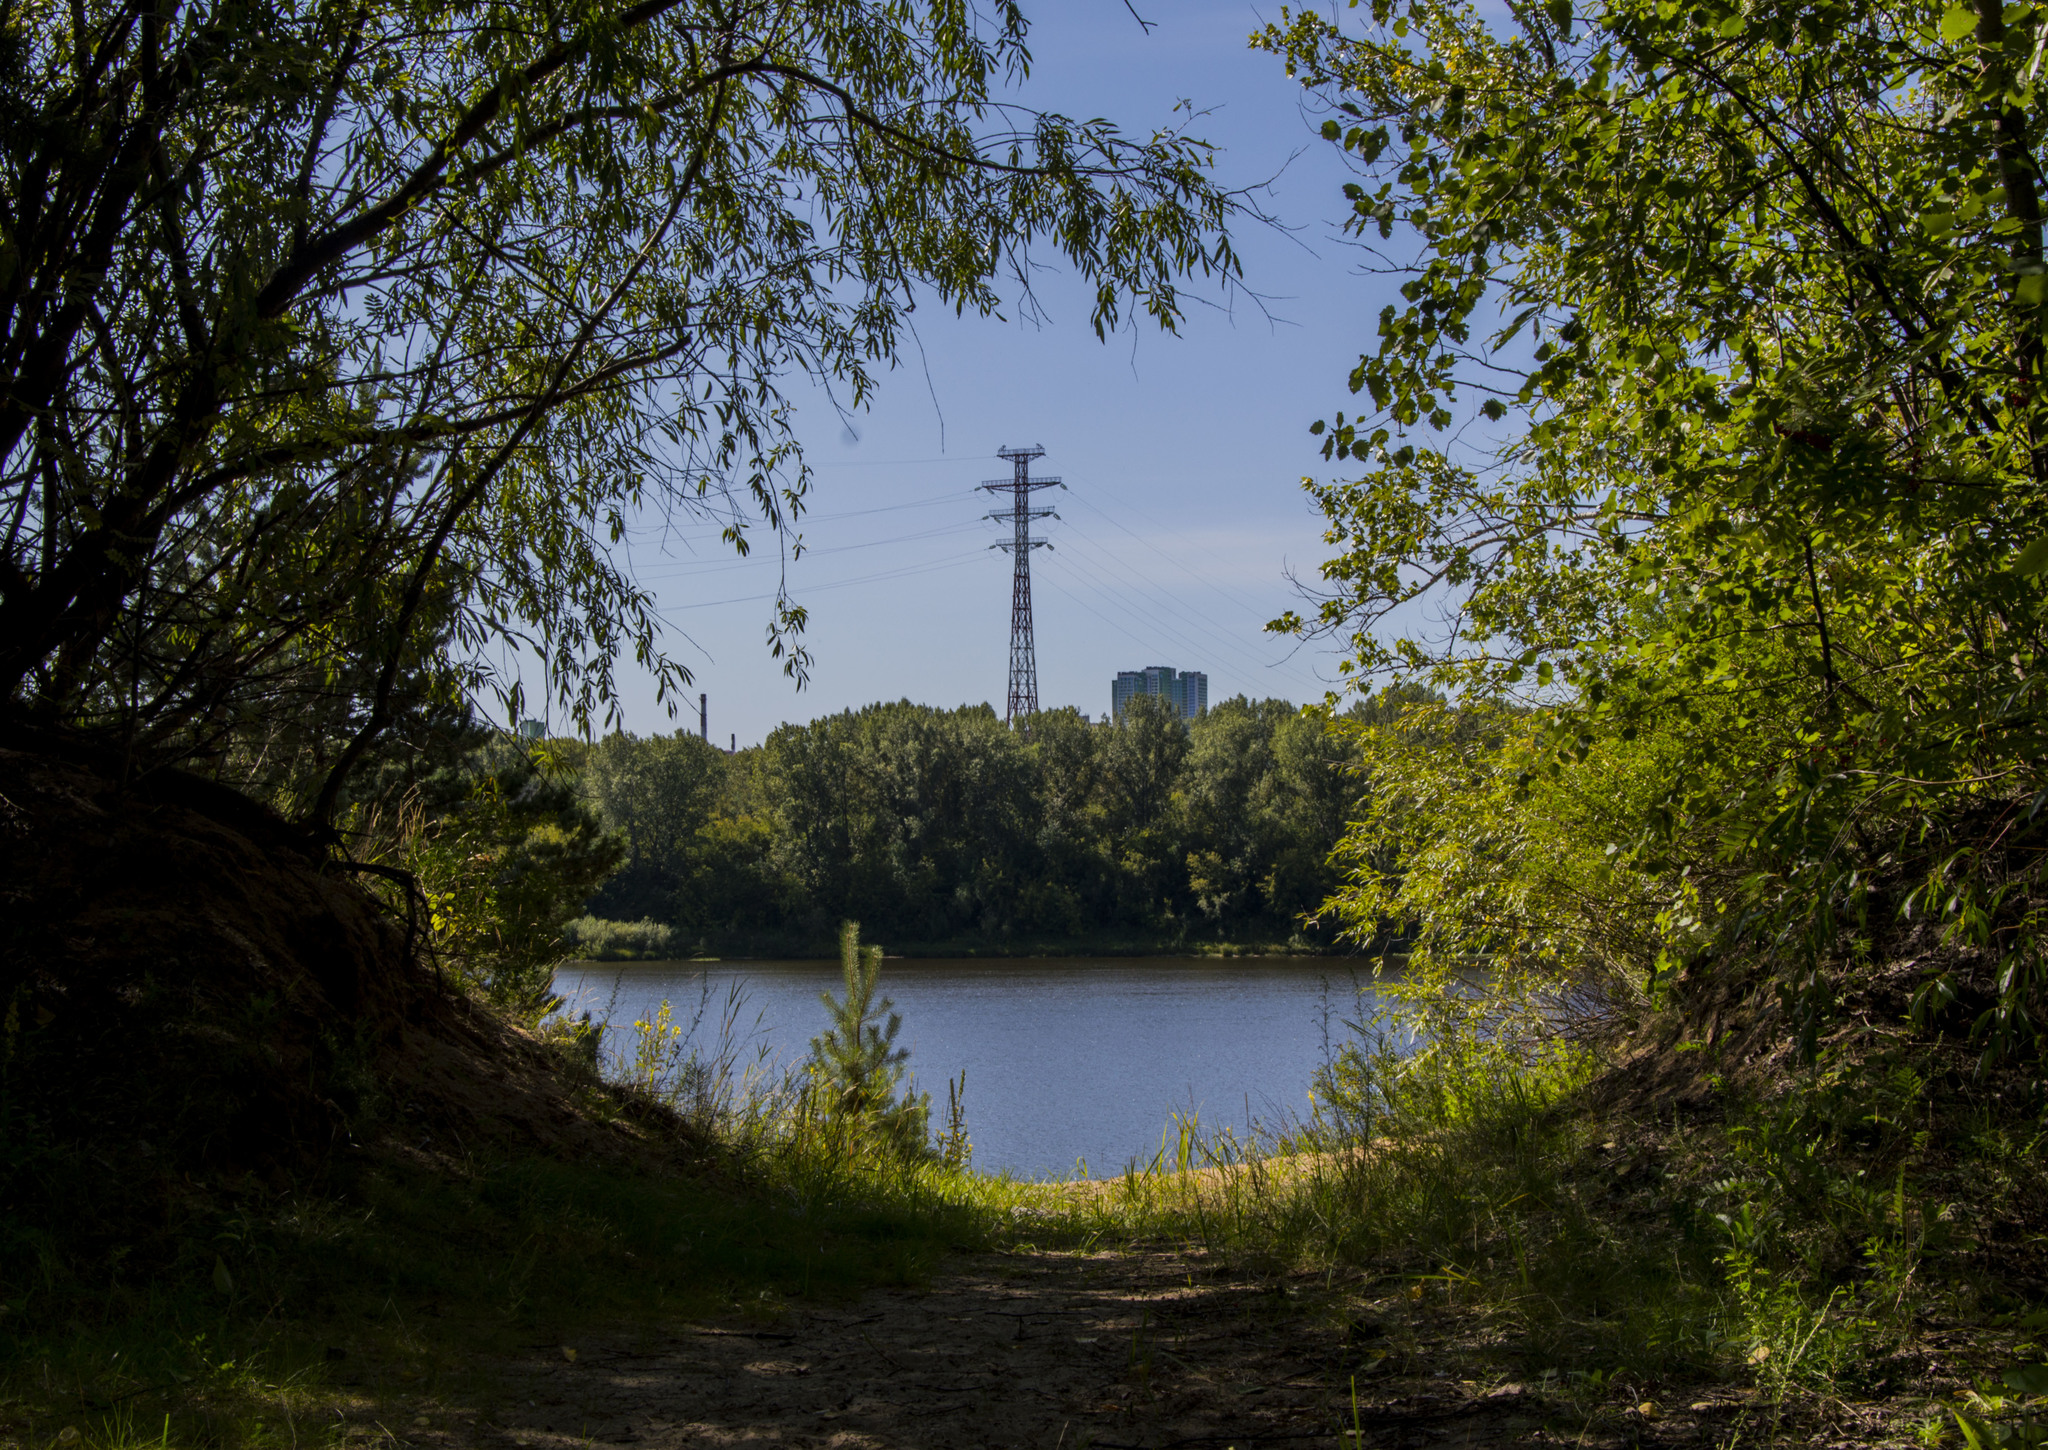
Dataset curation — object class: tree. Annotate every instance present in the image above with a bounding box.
[1099,692,1191,922]
[1262,0,2048,1045]
[388,739,625,1014]
[806,920,929,1158]
[762,700,1036,937]
[581,729,727,920]
[2,0,1240,821]
[576,697,1373,947]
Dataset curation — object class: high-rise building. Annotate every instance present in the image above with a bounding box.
[1111,665,1207,722]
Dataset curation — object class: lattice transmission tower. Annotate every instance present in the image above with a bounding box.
[982,445,1062,722]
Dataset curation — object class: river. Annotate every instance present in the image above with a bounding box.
[552,956,1391,1180]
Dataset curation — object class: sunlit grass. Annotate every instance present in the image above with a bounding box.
[13,977,2040,1450]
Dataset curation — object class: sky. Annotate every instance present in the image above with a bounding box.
[564,0,1401,748]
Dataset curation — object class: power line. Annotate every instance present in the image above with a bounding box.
[1051,519,1289,665]
[630,518,987,583]
[623,487,978,556]
[1034,574,1190,680]
[1038,550,1320,699]
[1041,528,1324,693]
[1068,491,1292,625]
[654,549,987,614]
[807,454,994,468]
[1039,551,1235,674]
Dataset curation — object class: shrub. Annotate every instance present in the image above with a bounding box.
[562,916,677,961]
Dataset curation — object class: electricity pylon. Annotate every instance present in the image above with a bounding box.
[982,445,1062,722]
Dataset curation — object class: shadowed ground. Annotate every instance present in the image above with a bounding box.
[334,1247,1799,1450]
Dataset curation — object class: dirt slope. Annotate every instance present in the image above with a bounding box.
[0,742,688,1244]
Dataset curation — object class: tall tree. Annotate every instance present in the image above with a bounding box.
[1,0,1239,818]
[1263,0,2048,1043]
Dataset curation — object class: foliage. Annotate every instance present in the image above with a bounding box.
[806,922,930,1159]
[563,915,678,960]
[1259,0,2048,1045]
[373,742,623,1016]
[582,728,790,937]
[1328,696,1730,1034]
[935,1071,971,1170]
[579,695,1380,946]
[0,0,1239,820]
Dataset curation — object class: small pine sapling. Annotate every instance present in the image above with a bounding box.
[807,922,930,1158]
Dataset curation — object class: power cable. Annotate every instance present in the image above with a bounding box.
[1038,550,1240,676]
[1068,490,1297,624]
[807,454,994,468]
[654,548,986,614]
[1038,553,1321,701]
[1040,528,1324,693]
[1050,520,1286,664]
[622,487,978,557]
[631,518,988,583]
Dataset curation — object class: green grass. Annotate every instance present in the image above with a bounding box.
[977,1017,2048,1439]
[15,993,2048,1450]
[0,1139,1016,1450]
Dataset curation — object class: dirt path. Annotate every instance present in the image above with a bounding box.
[403,1247,1573,1450]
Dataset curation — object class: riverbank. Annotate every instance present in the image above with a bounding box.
[9,721,2040,1450]
[569,931,1370,962]
[12,1000,2035,1450]
[552,953,1379,1181]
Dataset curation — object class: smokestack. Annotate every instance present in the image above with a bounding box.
[730,732,736,754]
[699,692,707,741]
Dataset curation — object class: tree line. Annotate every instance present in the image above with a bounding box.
[567,693,1409,952]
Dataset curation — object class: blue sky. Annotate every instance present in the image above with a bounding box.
[578,1,1400,747]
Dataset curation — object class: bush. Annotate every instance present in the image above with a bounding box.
[562,916,677,961]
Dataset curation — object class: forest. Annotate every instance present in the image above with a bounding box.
[566,694,1399,953]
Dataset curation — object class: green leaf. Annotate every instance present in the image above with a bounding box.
[2013,536,2048,576]
[2002,1363,2048,1395]
[2019,271,2047,306]
[1952,1409,1996,1450]
[1940,4,1978,41]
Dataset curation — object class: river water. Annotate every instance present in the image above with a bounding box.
[551,956,1390,1180]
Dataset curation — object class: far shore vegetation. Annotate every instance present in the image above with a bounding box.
[553,693,1395,959]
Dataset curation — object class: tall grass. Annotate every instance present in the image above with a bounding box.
[1013,1014,1725,1380]
[587,972,1731,1389]
[560,915,677,960]
[1019,995,2044,1440]
[588,976,1040,1243]
[24,962,2029,1450]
